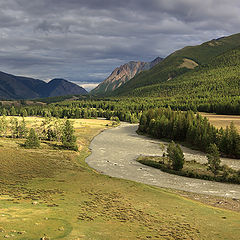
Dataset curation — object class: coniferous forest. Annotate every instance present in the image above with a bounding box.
[138,108,240,158]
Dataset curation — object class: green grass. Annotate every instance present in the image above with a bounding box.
[0,117,240,239]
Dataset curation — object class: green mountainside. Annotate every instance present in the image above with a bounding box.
[112,33,240,97]
[131,46,240,98]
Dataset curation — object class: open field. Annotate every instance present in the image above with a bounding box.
[201,113,240,133]
[0,117,240,239]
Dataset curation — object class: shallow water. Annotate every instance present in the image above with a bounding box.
[86,123,240,199]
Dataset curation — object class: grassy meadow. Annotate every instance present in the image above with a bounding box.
[201,113,240,133]
[0,117,240,239]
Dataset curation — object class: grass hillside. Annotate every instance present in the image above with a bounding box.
[113,33,240,96]
[1,117,240,239]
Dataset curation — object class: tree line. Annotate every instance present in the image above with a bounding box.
[138,108,240,158]
[0,94,240,125]
[0,116,78,151]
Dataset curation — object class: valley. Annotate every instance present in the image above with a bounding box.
[0,117,240,240]
[0,30,240,240]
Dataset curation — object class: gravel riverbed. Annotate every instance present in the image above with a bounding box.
[86,123,240,199]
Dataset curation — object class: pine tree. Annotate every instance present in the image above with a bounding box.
[167,141,185,171]
[24,128,40,148]
[10,117,18,138]
[0,115,8,137]
[18,117,27,138]
[207,143,221,175]
[21,109,28,117]
[61,120,78,151]
[10,106,16,116]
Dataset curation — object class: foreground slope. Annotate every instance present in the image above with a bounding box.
[113,33,240,96]
[0,71,87,99]
[0,117,240,240]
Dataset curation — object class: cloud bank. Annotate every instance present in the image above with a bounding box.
[0,0,239,89]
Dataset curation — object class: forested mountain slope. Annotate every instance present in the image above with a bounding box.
[113,33,240,96]
[117,46,240,114]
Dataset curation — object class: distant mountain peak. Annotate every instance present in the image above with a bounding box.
[0,72,87,99]
[91,57,163,95]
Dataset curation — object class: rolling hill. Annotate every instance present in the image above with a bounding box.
[112,33,240,97]
[0,71,87,99]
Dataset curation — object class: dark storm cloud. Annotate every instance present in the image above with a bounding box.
[0,0,240,89]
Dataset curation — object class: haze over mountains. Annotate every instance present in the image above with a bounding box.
[91,57,162,96]
[0,71,87,100]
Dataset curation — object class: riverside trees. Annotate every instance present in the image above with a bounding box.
[207,143,221,175]
[167,141,185,171]
[139,108,240,158]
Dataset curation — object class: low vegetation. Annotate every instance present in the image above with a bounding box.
[0,117,240,239]
[0,116,78,151]
[201,113,240,133]
[138,140,240,184]
[137,155,240,185]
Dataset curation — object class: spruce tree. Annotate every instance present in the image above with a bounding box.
[18,117,27,138]
[10,117,18,138]
[24,128,40,148]
[167,141,185,171]
[61,120,78,151]
[207,143,221,175]
[0,115,8,137]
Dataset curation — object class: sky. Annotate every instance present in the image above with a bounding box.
[0,0,240,91]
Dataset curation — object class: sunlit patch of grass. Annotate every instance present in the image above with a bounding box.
[0,118,239,239]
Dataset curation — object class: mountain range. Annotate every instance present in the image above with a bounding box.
[0,71,87,100]
[91,57,162,95]
[111,33,240,97]
[1,32,240,101]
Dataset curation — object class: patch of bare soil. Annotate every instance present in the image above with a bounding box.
[178,58,198,69]
[171,189,240,212]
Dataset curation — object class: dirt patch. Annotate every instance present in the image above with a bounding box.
[171,189,240,212]
[179,58,198,69]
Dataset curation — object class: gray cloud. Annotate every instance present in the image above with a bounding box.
[0,0,239,90]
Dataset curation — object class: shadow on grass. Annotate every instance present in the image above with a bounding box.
[17,140,65,150]
[17,140,78,151]
[42,141,67,150]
